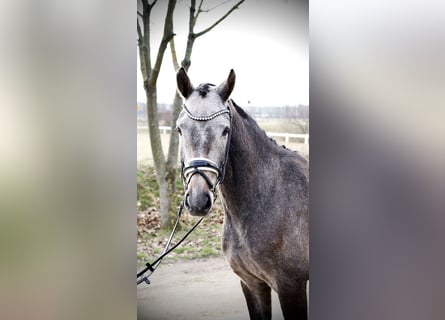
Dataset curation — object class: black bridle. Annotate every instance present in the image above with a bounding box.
[136,101,232,286]
[181,102,232,199]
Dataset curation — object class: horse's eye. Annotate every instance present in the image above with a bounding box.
[176,127,182,136]
[222,127,230,137]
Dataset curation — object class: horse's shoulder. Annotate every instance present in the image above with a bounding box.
[277,151,308,183]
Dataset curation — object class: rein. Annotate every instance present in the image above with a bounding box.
[137,201,204,285]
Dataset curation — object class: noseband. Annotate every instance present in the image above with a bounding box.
[181,102,232,198]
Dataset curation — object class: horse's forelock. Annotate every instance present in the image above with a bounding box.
[196,83,215,97]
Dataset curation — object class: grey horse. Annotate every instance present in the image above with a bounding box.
[176,68,309,320]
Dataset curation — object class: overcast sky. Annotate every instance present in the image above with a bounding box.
[137,0,308,107]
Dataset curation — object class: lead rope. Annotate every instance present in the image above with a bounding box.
[137,201,204,285]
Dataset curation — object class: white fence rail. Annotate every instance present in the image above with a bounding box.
[137,126,172,133]
[266,132,309,144]
[137,126,309,144]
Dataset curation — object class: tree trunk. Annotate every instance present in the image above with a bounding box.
[166,92,183,168]
[138,0,177,230]
[145,86,176,229]
[158,179,175,229]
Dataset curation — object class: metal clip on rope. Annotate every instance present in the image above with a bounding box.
[137,201,204,286]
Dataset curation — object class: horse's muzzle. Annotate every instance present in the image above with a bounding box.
[185,189,214,216]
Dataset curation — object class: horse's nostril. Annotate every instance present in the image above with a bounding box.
[185,193,191,209]
[204,194,212,211]
[185,190,213,215]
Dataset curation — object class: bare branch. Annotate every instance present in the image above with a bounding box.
[137,11,143,18]
[169,38,180,71]
[193,0,205,27]
[139,0,148,13]
[138,0,145,15]
[188,0,196,32]
[148,0,158,8]
[205,0,235,12]
[137,19,143,43]
[194,0,245,38]
[197,0,205,12]
[149,0,177,87]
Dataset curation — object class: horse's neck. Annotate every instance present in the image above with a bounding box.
[219,112,273,214]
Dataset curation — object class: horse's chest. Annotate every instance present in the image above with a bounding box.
[222,223,275,285]
[222,228,251,262]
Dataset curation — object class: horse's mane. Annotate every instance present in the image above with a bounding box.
[230,100,302,156]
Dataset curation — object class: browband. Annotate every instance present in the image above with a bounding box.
[182,104,231,121]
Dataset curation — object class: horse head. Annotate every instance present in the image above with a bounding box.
[176,68,235,216]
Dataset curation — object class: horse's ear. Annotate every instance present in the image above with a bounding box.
[217,69,236,101]
[176,67,194,98]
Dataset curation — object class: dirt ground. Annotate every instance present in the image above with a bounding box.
[137,256,284,320]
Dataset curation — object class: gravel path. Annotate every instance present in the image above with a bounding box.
[137,256,283,320]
